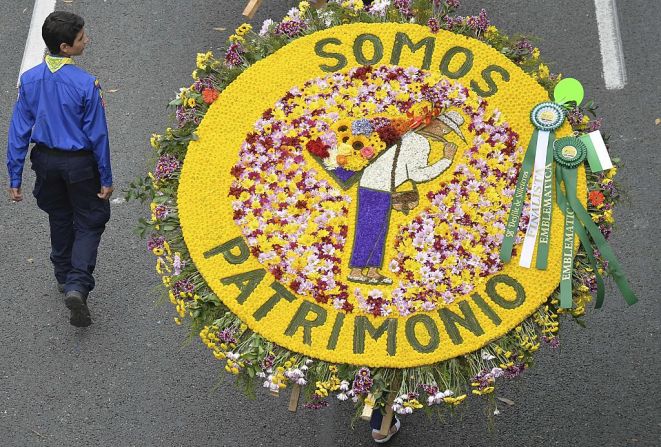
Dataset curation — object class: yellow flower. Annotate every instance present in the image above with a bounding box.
[532,48,540,59]
[187,98,196,108]
[298,1,310,13]
[485,25,498,39]
[236,23,253,36]
[196,51,213,69]
[150,134,161,149]
[229,34,245,44]
[538,63,550,79]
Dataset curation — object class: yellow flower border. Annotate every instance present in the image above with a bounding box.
[178,23,586,368]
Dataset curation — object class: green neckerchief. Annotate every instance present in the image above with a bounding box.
[45,54,74,73]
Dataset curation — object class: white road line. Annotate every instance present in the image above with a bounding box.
[594,0,627,90]
[18,0,57,86]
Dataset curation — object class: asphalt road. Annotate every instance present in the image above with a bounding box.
[0,1,659,446]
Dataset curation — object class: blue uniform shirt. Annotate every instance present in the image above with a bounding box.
[7,56,112,188]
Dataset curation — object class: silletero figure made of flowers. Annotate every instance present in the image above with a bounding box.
[327,110,467,285]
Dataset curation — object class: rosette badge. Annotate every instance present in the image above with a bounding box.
[531,102,566,131]
[553,137,587,169]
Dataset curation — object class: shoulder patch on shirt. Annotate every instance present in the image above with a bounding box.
[94,79,106,108]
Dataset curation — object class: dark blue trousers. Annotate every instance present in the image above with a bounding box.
[370,408,397,431]
[30,145,110,296]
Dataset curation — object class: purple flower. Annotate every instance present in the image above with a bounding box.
[503,362,526,379]
[261,354,275,370]
[599,224,612,240]
[274,19,308,38]
[154,155,180,180]
[586,118,603,132]
[394,0,414,18]
[543,336,560,349]
[567,107,584,127]
[192,77,215,93]
[428,17,441,34]
[515,38,534,54]
[153,204,169,220]
[224,42,245,68]
[175,105,198,127]
[147,235,166,252]
[304,394,329,410]
[218,327,238,344]
[466,9,489,34]
[445,0,461,8]
[172,278,195,298]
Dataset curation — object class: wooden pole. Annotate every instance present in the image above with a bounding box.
[288,384,302,412]
[243,0,262,19]
[378,381,401,436]
[360,393,375,421]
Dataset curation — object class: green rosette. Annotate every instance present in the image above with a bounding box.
[531,102,565,131]
[554,136,587,169]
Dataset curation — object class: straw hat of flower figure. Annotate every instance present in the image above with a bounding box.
[418,110,467,142]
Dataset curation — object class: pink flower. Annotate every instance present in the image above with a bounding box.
[360,146,375,159]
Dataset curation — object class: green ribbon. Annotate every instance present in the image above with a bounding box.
[555,166,604,308]
[555,165,637,308]
[500,131,538,262]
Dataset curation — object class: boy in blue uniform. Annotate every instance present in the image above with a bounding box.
[6,11,113,327]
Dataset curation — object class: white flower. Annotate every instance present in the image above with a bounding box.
[368,0,391,16]
[340,380,350,391]
[481,350,496,361]
[337,392,349,401]
[259,19,274,36]
[491,367,504,378]
[297,378,307,386]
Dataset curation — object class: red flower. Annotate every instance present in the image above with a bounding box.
[306,138,329,158]
[377,124,400,146]
[202,88,219,104]
[589,190,605,207]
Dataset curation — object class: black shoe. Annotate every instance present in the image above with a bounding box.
[57,283,65,293]
[64,291,92,327]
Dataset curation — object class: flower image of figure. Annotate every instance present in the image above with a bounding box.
[347,111,466,284]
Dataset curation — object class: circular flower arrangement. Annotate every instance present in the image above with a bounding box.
[130,1,627,419]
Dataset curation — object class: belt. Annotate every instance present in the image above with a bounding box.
[34,143,92,157]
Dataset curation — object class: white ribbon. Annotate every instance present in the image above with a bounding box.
[519,130,550,268]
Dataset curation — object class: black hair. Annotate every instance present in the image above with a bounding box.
[42,11,85,55]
